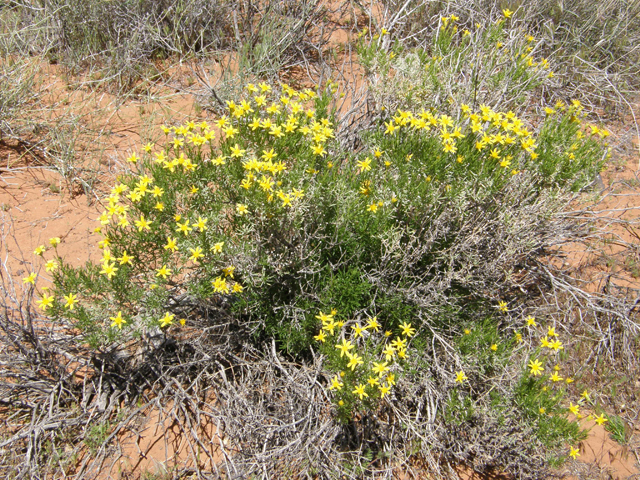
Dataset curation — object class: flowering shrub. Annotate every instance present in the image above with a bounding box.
[312,309,416,421]
[30,80,607,440]
[4,4,633,478]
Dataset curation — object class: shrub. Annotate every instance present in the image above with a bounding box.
[26,13,610,476]
[37,80,605,342]
[1,0,328,89]
[365,1,640,110]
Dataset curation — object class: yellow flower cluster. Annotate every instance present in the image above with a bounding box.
[315,310,416,404]
[208,83,330,208]
[381,104,536,161]
[354,102,550,213]
[521,314,606,440]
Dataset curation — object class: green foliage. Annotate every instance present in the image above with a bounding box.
[605,414,629,444]
[514,375,585,449]
[83,420,111,454]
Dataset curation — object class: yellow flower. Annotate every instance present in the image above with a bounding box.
[594,414,608,426]
[223,126,239,138]
[280,193,292,207]
[189,247,204,263]
[118,252,133,265]
[322,320,337,336]
[156,265,172,279]
[110,311,126,329]
[266,103,281,115]
[526,316,537,327]
[366,316,380,332]
[37,294,55,311]
[455,371,467,383]
[314,330,327,343]
[127,153,138,164]
[498,301,508,312]
[164,237,178,252]
[539,407,546,414]
[384,121,399,135]
[212,155,226,165]
[547,326,558,337]
[328,375,343,391]
[379,383,391,398]
[569,402,580,416]
[159,312,175,328]
[382,345,396,361]
[502,8,513,18]
[400,321,415,337]
[316,311,334,323]
[22,272,37,285]
[346,352,364,370]
[490,344,498,351]
[386,374,396,386]
[212,242,224,254]
[367,203,378,213]
[549,339,564,351]
[63,293,77,310]
[335,339,354,357]
[194,216,208,231]
[549,372,563,382]
[232,283,243,293]
[372,361,389,377]
[34,245,46,256]
[100,262,118,279]
[230,144,246,158]
[391,336,407,350]
[135,215,152,232]
[49,237,61,247]
[176,220,192,235]
[236,204,249,215]
[528,359,544,376]
[212,276,230,294]
[352,323,364,338]
[569,446,580,459]
[311,144,326,156]
[269,125,284,138]
[352,384,368,400]
[220,266,234,278]
[356,157,372,172]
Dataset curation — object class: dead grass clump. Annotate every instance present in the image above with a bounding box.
[360,0,639,117]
